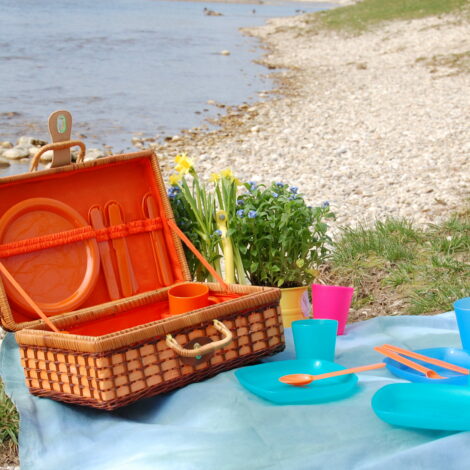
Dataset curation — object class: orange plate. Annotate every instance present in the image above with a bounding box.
[0,198,100,317]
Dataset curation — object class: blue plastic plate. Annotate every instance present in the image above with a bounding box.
[372,382,470,431]
[384,347,470,385]
[234,359,358,405]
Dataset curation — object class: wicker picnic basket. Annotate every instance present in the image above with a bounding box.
[0,113,284,410]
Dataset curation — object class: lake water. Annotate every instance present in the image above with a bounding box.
[1,0,331,175]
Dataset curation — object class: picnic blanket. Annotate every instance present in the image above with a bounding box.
[2,311,470,470]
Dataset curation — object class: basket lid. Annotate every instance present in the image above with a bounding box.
[0,133,191,331]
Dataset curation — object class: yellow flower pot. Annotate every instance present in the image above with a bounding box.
[279,286,308,328]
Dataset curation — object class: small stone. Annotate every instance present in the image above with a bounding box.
[131,137,143,145]
[3,146,30,160]
[220,50,231,56]
[16,136,47,147]
[335,147,348,156]
[28,146,40,157]
[204,8,223,16]
[171,135,180,142]
[39,150,54,162]
[19,157,30,163]
[0,141,13,149]
[0,158,10,168]
[84,148,105,161]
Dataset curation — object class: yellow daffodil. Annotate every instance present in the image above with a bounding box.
[174,153,193,174]
[209,172,220,183]
[169,173,182,186]
[220,168,234,179]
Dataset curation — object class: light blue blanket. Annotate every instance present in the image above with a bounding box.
[2,312,470,470]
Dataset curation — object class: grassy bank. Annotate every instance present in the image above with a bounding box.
[325,207,470,321]
[309,0,470,33]
[0,378,19,467]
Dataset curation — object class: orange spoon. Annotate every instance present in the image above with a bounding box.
[142,193,174,286]
[280,363,386,386]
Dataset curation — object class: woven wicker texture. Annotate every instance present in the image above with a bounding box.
[20,304,284,410]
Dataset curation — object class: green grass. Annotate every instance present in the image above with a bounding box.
[0,377,19,466]
[327,210,470,319]
[416,50,470,76]
[307,0,470,33]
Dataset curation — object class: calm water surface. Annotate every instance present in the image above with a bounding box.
[1,0,331,176]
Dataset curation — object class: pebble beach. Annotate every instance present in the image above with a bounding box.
[147,10,470,230]
[1,8,468,231]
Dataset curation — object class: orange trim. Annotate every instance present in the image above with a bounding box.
[0,218,163,258]
[167,219,229,291]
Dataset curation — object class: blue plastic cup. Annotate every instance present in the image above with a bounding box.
[454,297,470,351]
[292,319,338,361]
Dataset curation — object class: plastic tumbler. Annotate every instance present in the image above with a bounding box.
[292,319,338,361]
[168,283,221,316]
[454,297,470,350]
[311,284,354,335]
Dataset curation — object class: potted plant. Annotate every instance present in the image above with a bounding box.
[231,182,334,327]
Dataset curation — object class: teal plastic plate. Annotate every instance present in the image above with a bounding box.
[235,359,358,405]
[372,382,470,431]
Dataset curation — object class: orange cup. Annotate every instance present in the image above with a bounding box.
[168,283,220,316]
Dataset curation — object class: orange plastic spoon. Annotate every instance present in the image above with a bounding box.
[280,363,387,386]
[142,193,174,286]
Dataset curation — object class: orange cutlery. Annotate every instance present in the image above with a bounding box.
[142,193,173,286]
[106,201,138,297]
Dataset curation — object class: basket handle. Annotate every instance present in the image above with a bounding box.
[166,319,233,358]
[30,140,86,172]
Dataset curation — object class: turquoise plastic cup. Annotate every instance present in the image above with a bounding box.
[454,297,470,351]
[292,319,338,361]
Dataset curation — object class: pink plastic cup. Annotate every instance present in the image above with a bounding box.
[311,284,354,335]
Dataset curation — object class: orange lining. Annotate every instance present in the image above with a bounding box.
[0,218,163,258]
[0,153,188,326]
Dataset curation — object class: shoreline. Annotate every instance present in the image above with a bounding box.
[0,8,468,230]
[154,0,355,4]
[147,11,469,231]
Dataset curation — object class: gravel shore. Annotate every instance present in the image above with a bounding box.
[151,12,470,231]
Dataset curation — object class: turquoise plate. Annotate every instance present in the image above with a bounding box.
[372,382,470,431]
[234,359,358,405]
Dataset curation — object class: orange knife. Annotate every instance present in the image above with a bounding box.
[106,201,139,297]
[89,205,121,300]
